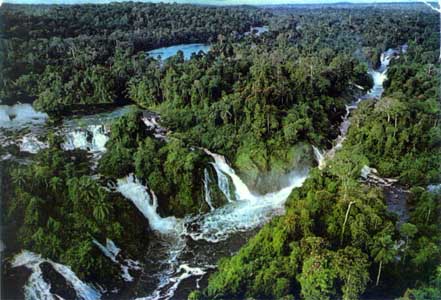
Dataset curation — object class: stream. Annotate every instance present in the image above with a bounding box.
[1,46,406,300]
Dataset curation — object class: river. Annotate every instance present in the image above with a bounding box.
[146,26,269,61]
[1,45,404,300]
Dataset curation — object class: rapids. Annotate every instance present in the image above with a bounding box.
[2,46,403,300]
[313,45,405,167]
[11,250,101,300]
[114,149,308,300]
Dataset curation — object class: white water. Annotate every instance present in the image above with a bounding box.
[20,134,48,154]
[93,239,120,262]
[93,239,141,282]
[313,146,325,170]
[210,160,234,202]
[367,48,399,99]
[115,150,308,300]
[203,169,215,211]
[62,125,109,153]
[116,175,182,235]
[11,250,101,300]
[188,163,308,243]
[1,105,132,158]
[145,264,206,300]
[141,113,168,140]
[0,104,48,155]
[314,47,402,167]
[204,149,256,201]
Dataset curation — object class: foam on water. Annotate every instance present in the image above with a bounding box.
[116,150,308,300]
[312,146,325,170]
[367,48,399,99]
[11,250,101,300]
[20,134,48,154]
[62,125,109,153]
[93,239,141,282]
[141,264,206,300]
[188,166,308,243]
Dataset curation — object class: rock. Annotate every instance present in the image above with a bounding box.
[40,261,78,300]
[2,264,32,300]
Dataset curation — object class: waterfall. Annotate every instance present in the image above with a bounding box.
[19,134,48,154]
[11,250,101,300]
[204,149,256,201]
[318,47,401,166]
[189,152,308,243]
[62,125,109,153]
[92,239,120,263]
[124,150,308,300]
[203,169,215,211]
[116,174,182,235]
[368,48,399,99]
[210,162,234,202]
[0,104,48,156]
[312,146,325,170]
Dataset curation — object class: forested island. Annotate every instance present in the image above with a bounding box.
[0,2,440,300]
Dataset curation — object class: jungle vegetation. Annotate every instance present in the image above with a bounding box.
[0,2,439,299]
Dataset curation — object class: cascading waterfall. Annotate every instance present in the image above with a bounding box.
[11,250,101,300]
[0,104,48,156]
[210,161,234,202]
[6,47,408,300]
[204,149,256,201]
[313,46,403,166]
[117,46,405,299]
[188,155,308,243]
[312,146,325,170]
[116,174,182,235]
[62,125,109,154]
[19,134,48,154]
[367,47,401,99]
[114,150,308,300]
[203,169,215,211]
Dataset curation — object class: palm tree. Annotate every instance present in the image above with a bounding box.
[93,189,111,222]
[11,168,27,188]
[371,233,397,286]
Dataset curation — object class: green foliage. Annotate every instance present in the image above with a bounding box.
[399,265,441,300]
[205,166,388,299]
[345,35,440,186]
[0,2,267,106]
[99,111,223,216]
[3,145,150,285]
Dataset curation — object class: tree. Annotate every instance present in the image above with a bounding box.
[333,247,370,300]
[371,232,397,286]
[298,251,337,300]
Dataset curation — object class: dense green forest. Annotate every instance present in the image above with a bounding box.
[1,2,440,300]
[0,2,267,107]
[2,134,151,289]
[196,8,441,300]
